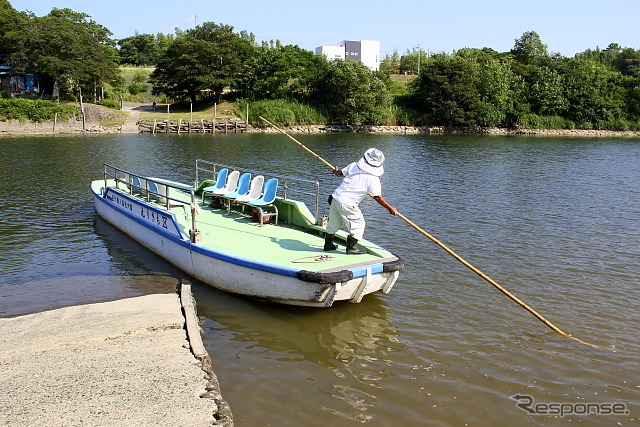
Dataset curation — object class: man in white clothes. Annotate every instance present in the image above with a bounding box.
[324,148,397,255]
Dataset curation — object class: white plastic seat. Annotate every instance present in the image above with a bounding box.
[212,170,240,196]
[150,181,192,217]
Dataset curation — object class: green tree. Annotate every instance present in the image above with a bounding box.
[409,50,519,127]
[527,66,567,116]
[614,48,640,78]
[0,0,28,53]
[380,50,401,75]
[6,9,119,100]
[399,48,426,74]
[561,58,626,125]
[155,32,174,55]
[117,33,161,66]
[151,22,254,103]
[236,45,324,100]
[187,22,254,101]
[47,8,114,46]
[575,45,620,69]
[308,60,391,125]
[511,31,548,64]
[151,37,216,103]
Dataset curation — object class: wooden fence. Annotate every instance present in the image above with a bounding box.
[138,118,248,133]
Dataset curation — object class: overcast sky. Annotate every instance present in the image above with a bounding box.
[9,0,639,57]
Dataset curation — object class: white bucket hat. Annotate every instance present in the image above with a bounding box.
[357,148,385,176]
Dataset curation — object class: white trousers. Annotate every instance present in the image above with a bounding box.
[326,200,365,240]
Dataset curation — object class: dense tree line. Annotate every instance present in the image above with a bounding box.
[390,32,640,129]
[2,0,640,129]
[1,1,121,102]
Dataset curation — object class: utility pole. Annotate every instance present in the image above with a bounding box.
[417,44,421,75]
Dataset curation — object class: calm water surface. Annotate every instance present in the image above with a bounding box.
[1,133,639,426]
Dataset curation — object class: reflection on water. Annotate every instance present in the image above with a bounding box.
[193,282,402,424]
[1,133,639,425]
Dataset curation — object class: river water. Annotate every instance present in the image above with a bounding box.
[1,133,639,426]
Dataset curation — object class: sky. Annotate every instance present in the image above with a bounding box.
[7,0,639,58]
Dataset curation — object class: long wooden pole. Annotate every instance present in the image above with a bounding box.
[259,116,335,169]
[395,210,599,349]
[260,115,599,349]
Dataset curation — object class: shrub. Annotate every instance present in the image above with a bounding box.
[0,99,79,122]
[99,98,121,109]
[237,99,326,127]
[520,114,574,129]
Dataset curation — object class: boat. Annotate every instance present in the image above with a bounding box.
[91,159,404,307]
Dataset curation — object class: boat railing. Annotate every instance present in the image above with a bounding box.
[102,164,199,239]
[195,158,322,224]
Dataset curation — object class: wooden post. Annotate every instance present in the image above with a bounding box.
[178,118,182,134]
[225,118,228,134]
[189,103,193,133]
[53,112,57,134]
[200,119,204,133]
[79,93,86,133]
[153,119,157,134]
[234,119,237,133]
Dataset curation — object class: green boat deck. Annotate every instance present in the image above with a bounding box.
[169,188,398,275]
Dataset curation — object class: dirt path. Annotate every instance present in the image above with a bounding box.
[120,102,152,133]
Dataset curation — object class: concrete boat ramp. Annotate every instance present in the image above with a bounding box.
[0,283,232,426]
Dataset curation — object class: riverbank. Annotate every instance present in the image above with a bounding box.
[255,123,640,137]
[2,103,640,137]
[0,104,127,135]
[0,282,232,426]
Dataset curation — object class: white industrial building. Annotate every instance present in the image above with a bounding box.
[315,40,380,71]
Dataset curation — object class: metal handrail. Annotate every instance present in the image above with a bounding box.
[195,158,322,224]
[102,164,199,238]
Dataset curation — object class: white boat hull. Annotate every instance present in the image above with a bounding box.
[93,183,400,307]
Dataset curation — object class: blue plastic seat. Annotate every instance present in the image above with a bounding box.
[201,168,228,205]
[147,181,161,202]
[130,176,147,196]
[220,172,251,213]
[248,178,279,226]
